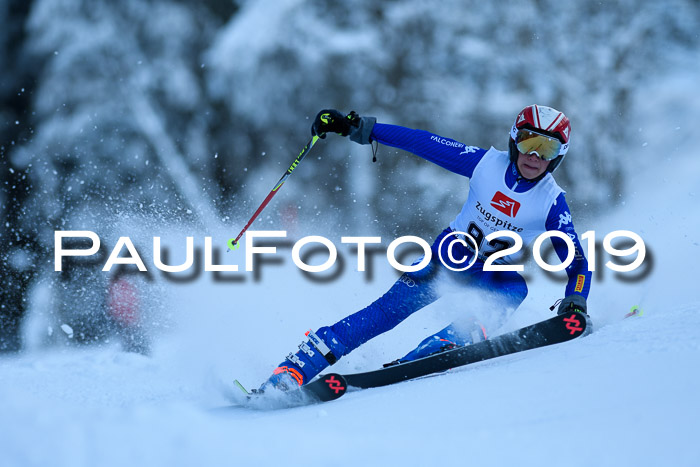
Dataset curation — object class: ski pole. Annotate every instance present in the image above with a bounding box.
[227,134,324,250]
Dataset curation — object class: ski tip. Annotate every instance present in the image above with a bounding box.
[560,311,590,337]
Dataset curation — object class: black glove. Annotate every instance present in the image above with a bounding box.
[556,294,588,315]
[311,109,361,139]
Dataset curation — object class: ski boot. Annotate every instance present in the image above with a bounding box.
[383,320,487,367]
[259,327,346,392]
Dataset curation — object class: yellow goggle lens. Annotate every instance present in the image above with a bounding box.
[515,129,562,161]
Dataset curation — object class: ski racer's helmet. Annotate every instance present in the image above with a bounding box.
[509,104,571,175]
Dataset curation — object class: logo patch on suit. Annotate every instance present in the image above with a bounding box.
[490,191,521,217]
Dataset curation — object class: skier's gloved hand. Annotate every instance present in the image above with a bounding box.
[312,109,358,138]
[557,294,588,315]
[311,109,376,144]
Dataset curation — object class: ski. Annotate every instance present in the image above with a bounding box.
[297,373,347,402]
[338,312,591,390]
[232,372,347,408]
[228,312,589,408]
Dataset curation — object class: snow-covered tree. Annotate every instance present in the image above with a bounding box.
[7,0,234,348]
[1,0,698,350]
[206,0,700,235]
[0,0,37,351]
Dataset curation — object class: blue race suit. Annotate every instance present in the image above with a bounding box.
[263,123,591,387]
[325,123,590,359]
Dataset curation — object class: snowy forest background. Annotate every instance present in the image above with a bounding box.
[1,0,699,351]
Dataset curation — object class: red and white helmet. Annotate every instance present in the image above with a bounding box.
[509,104,571,173]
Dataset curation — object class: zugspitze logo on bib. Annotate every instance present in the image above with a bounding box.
[490,191,521,217]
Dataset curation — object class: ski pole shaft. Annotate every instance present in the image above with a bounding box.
[228,134,323,249]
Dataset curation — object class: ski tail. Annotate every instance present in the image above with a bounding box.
[302,373,347,402]
[229,373,347,409]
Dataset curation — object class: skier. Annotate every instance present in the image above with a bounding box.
[260,105,590,390]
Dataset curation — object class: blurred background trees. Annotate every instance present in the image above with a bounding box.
[1,0,698,351]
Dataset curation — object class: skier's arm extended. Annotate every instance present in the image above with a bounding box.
[370,123,487,178]
[310,110,486,177]
[545,193,591,300]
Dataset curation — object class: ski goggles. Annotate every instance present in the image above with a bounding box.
[515,129,563,161]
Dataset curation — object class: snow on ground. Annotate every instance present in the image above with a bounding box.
[3,93,700,466]
[2,304,698,466]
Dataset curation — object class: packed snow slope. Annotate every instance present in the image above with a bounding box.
[3,113,700,466]
[2,305,698,467]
